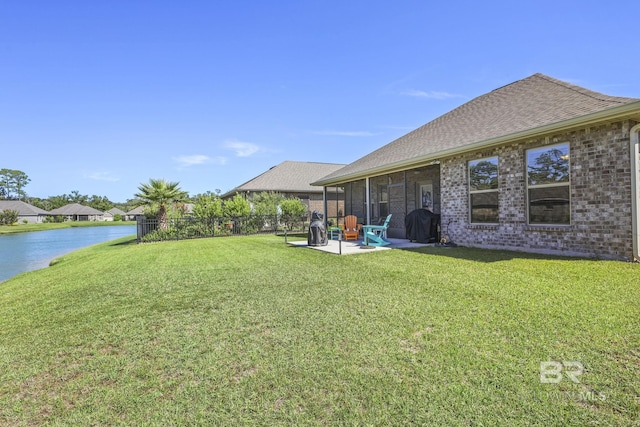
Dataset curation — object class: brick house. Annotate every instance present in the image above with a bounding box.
[49,203,104,221]
[313,74,640,261]
[0,200,51,223]
[222,161,346,217]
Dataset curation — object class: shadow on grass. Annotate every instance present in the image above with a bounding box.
[108,237,139,247]
[277,232,307,238]
[400,245,581,263]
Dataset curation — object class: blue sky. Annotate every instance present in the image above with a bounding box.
[2,1,639,202]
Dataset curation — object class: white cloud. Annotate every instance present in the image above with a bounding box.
[175,154,209,166]
[224,140,261,157]
[401,89,462,99]
[211,156,227,165]
[174,155,227,168]
[86,172,120,182]
[312,130,377,137]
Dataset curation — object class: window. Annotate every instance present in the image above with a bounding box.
[378,185,388,218]
[469,157,499,223]
[526,143,570,225]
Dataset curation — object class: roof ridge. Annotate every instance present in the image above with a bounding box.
[222,160,347,197]
[280,160,347,166]
[534,73,636,104]
[489,74,536,93]
[314,73,640,185]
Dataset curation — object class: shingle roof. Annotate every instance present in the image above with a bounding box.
[0,200,50,215]
[315,73,640,185]
[49,203,104,215]
[222,161,346,197]
[105,207,127,215]
[126,206,145,215]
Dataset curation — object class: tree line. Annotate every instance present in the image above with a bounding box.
[136,178,307,231]
[0,169,30,200]
[2,170,308,225]
[0,168,139,212]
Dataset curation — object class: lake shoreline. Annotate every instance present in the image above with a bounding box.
[0,225,136,282]
[0,221,136,235]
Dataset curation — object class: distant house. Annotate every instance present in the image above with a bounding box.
[103,207,127,221]
[0,200,51,223]
[125,206,145,221]
[49,203,104,221]
[125,203,192,220]
[313,73,640,261]
[180,203,194,216]
[221,161,346,217]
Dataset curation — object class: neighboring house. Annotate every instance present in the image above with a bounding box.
[103,207,127,221]
[49,203,104,221]
[125,206,145,221]
[222,161,347,217]
[0,200,51,223]
[125,203,193,220]
[313,73,640,261]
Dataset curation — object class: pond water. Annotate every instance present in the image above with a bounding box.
[0,225,136,283]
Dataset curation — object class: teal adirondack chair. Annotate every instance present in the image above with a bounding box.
[362,214,392,247]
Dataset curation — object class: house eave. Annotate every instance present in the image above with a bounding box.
[313,101,640,186]
[220,187,329,199]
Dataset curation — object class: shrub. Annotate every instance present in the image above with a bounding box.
[223,194,251,218]
[280,198,308,230]
[43,215,65,223]
[193,194,223,219]
[0,209,19,225]
[251,192,284,232]
[140,228,178,242]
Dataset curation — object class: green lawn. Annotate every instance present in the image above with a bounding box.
[0,235,638,425]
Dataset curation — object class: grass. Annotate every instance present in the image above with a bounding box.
[0,235,639,425]
[0,221,136,235]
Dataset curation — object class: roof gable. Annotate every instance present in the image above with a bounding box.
[126,206,145,215]
[316,73,640,184]
[105,207,127,215]
[0,200,51,215]
[223,161,346,197]
[49,203,104,215]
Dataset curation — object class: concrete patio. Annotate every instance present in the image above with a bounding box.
[288,237,434,255]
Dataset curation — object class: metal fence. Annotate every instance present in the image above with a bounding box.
[136,214,311,243]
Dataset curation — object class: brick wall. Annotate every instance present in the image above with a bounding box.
[440,120,637,260]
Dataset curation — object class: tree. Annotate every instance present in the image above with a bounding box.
[251,191,284,218]
[0,209,19,225]
[280,197,307,230]
[528,148,569,186]
[0,169,30,200]
[68,190,88,205]
[134,179,188,230]
[47,195,71,210]
[469,160,498,191]
[193,193,223,219]
[222,193,251,218]
[87,195,113,212]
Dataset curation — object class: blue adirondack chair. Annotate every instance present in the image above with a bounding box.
[362,214,392,247]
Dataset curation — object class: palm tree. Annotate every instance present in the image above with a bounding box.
[135,179,187,230]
